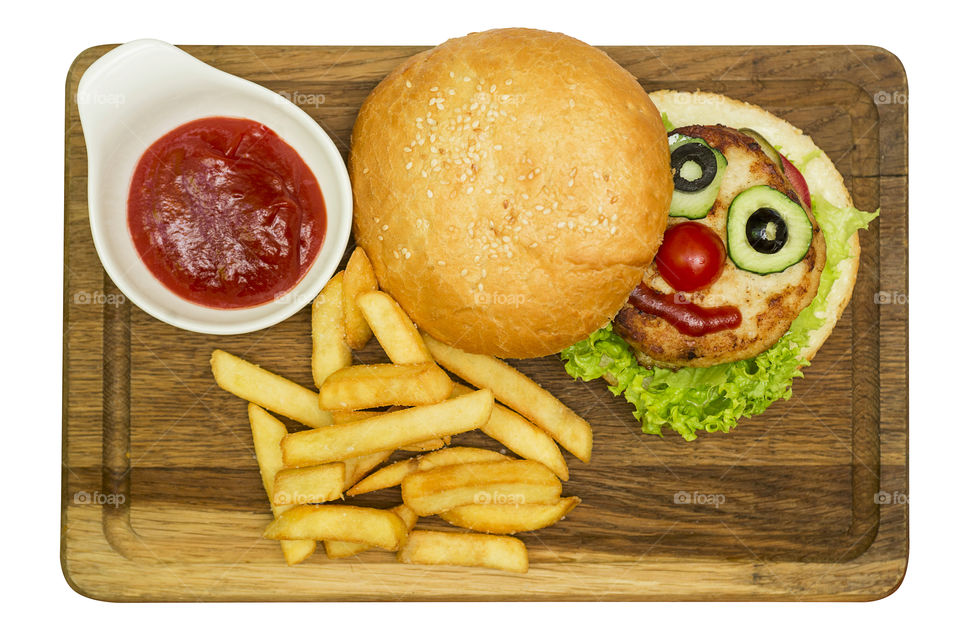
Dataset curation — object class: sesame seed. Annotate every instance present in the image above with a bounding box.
[466,186,474,194]
[496,175,505,183]
[490,84,496,92]
[493,144,502,151]
[363,168,369,175]
[405,161,413,170]
[557,221,566,228]
[430,86,438,92]
[568,179,575,187]
[427,189,434,198]
[377,235,383,241]
[438,260,446,266]
[382,224,389,231]
[393,250,400,259]
[405,80,412,88]
[463,76,471,82]
[403,147,412,153]
[448,89,456,96]
[478,283,484,292]
[505,79,512,85]
[461,269,468,276]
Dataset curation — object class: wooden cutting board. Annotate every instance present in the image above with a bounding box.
[62,44,907,601]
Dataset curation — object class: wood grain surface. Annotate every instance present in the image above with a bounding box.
[62,44,908,601]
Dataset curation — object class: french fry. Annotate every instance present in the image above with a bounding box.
[332,409,384,424]
[263,505,407,551]
[324,504,418,559]
[401,459,562,516]
[312,271,352,389]
[423,334,593,462]
[347,447,510,496]
[212,350,332,429]
[357,290,432,364]
[343,247,378,350]
[247,404,315,565]
[343,450,394,488]
[271,462,345,505]
[318,362,454,411]
[417,446,511,471]
[451,383,568,481]
[283,389,493,466]
[347,458,419,496]
[440,496,581,534]
[397,530,528,573]
[334,409,446,451]
[399,437,449,452]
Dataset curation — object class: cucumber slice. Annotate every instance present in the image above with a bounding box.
[738,128,785,172]
[726,185,812,275]
[668,134,727,219]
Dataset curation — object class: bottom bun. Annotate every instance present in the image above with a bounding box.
[649,90,861,363]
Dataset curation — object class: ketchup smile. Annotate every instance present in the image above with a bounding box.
[628,284,742,337]
[127,117,326,309]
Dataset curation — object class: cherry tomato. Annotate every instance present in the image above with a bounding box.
[780,153,811,209]
[654,222,726,292]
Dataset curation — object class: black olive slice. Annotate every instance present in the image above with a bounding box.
[671,142,717,193]
[667,134,727,220]
[746,207,789,254]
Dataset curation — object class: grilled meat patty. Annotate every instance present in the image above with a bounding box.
[614,125,826,368]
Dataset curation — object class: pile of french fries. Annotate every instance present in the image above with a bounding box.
[211,248,593,573]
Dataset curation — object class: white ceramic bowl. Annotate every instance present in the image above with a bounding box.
[77,39,352,334]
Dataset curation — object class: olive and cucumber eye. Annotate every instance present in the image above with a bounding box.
[726,185,812,275]
[668,135,727,220]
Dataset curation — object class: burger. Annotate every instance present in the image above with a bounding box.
[349,28,878,441]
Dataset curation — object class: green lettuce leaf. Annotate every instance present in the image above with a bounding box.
[560,194,878,440]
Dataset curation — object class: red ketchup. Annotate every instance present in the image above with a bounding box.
[127,117,326,309]
[628,284,742,337]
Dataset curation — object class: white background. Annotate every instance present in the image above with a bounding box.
[1,0,950,638]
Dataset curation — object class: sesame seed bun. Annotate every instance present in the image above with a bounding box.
[349,28,672,358]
